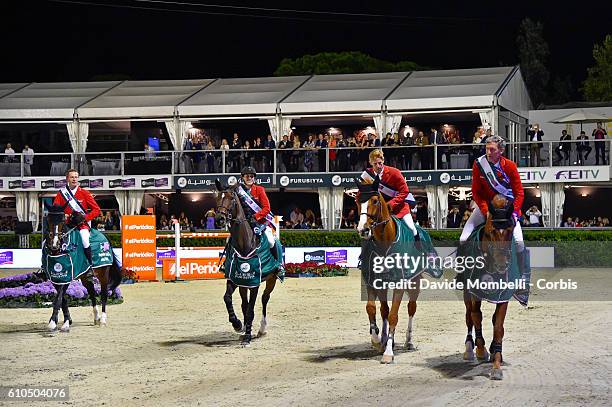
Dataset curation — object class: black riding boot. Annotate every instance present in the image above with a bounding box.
[84,247,93,267]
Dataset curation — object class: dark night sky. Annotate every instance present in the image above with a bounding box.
[1,0,609,93]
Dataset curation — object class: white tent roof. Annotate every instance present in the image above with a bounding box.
[77,79,214,120]
[178,76,309,117]
[0,81,119,120]
[385,67,514,111]
[0,83,29,99]
[279,72,409,115]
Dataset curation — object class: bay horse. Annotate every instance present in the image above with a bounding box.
[215,180,279,347]
[462,194,516,380]
[355,178,422,364]
[44,203,122,332]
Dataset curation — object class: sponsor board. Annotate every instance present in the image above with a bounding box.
[0,176,172,191]
[519,166,610,184]
[0,250,13,265]
[121,215,157,280]
[161,258,225,280]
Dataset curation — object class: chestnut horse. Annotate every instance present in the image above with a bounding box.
[43,203,122,332]
[355,178,426,364]
[462,194,516,380]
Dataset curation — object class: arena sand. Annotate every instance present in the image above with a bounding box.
[1,268,610,406]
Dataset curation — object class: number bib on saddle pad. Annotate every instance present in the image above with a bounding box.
[360,218,443,288]
[42,229,114,285]
[459,224,531,304]
[224,237,284,288]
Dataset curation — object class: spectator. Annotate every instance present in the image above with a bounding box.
[277,134,290,172]
[555,129,572,164]
[336,133,348,171]
[460,209,472,228]
[230,133,242,171]
[242,140,253,168]
[527,124,544,166]
[144,143,155,161]
[315,133,328,172]
[178,212,189,230]
[103,211,116,230]
[205,208,216,229]
[290,207,304,228]
[592,122,608,165]
[576,130,592,165]
[401,130,415,170]
[22,144,34,176]
[342,208,358,229]
[562,217,575,227]
[415,131,431,170]
[447,207,461,228]
[263,134,276,172]
[253,137,264,173]
[204,140,216,173]
[432,127,448,169]
[525,205,542,227]
[4,143,15,163]
[328,135,337,171]
[347,135,359,170]
[290,134,301,171]
[303,209,317,229]
[302,134,316,172]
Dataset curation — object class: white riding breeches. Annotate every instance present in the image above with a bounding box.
[264,227,275,247]
[459,206,524,252]
[79,228,90,249]
[402,213,418,237]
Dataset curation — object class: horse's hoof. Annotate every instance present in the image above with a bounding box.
[230,318,243,333]
[257,328,267,337]
[405,342,417,352]
[381,354,394,364]
[100,314,107,326]
[463,350,475,361]
[476,348,490,361]
[490,367,503,380]
[60,320,70,333]
[94,318,100,326]
[47,320,57,331]
[241,341,251,348]
[371,340,383,352]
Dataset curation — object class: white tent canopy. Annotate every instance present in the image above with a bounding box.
[0,83,29,99]
[178,76,309,118]
[0,81,119,120]
[278,72,409,115]
[77,79,214,120]
[386,67,516,112]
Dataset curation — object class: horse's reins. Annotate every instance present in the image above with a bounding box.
[360,193,389,230]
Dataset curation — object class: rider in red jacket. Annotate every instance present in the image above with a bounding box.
[460,135,525,252]
[53,169,101,266]
[238,166,277,257]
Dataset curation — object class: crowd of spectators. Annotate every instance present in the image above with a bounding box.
[562,216,610,228]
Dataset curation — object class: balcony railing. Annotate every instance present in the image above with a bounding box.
[3,139,610,178]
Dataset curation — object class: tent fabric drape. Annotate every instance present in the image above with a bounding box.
[115,190,145,216]
[373,115,385,139]
[318,187,330,229]
[373,114,403,138]
[437,185,450,228]
[332,189,344,229]
[425,185,437,227]
[553,183,566,228]
[479,111,493,131]
[539,184,552,227]
[164,119,191,151]
[267,117,292,142]
[66,121,89,153]
[15,191,40,232]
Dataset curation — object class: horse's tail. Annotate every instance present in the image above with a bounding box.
[108,259,123,292]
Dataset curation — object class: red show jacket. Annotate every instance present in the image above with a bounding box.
[245,184,271,224]
[360,166,411,218]
[53,187,101,229]
[471,156,524,216]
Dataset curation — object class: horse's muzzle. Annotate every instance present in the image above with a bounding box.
[359,227,372,239]
[215,214,226,228]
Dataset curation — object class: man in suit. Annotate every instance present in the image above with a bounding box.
[447,206,462,228]
[527,124,544,166]
[576,130,592,165]
[263,134,276,172]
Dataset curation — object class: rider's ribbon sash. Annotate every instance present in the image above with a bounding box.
[60,187,86,215]
[476,156,514,201]
[236,185,278,230]
[360,170,416,207]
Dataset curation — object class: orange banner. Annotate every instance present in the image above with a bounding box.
[162,258,225,280]
[122,215,157,281]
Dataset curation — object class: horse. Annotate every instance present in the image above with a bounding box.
[215,180,280,347]
[355,177,442,363]
[461,194,517,380]
[43,203,123,332]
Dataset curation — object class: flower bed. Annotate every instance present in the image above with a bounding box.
[284,262,349,278]
[0,273,123,308]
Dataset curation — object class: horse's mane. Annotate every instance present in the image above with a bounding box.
[46,205,65,224]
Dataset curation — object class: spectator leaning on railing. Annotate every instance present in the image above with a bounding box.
[22,144,34,175]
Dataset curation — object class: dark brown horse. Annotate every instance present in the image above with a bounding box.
[356,178,421,363]
[44,203,122,332]
[462,194,514,380]
[215,181,279,347]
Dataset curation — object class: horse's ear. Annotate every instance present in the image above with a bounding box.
[372,176,380,192]
[215,179,223,191]
[43,201,52,211]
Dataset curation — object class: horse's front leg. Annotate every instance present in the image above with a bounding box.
[240,286,259,347]
[224,280,242,332]
[405,276,420,351]
[81,273,99,325]
[59,288,72,332]
[48,284,66,331]
[490,302,508,380]
[365,285,382,351]
[98,271,109,326]
[470,298,489,361]
[381,289,403,364]
[463,289,475,360]
[377,288,390,348]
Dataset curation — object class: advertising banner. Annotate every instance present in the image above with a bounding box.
[121,215,157,281]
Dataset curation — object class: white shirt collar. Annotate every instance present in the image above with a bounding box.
[70,186,79,194]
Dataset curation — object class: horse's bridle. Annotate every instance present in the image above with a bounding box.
[218,190,248,225]
[360,193,389,231]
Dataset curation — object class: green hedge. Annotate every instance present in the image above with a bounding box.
[6,229,612,250]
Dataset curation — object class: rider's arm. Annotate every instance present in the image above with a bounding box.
[471,162,489,216]
[83,191,101,222]
[52,192,70,216]
[507,161,524,216]
[387,168,408,210]
[253,187,271,223]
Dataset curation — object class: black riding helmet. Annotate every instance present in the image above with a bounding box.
[241,166,256,177]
